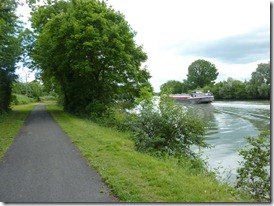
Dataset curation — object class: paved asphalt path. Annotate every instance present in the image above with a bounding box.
[0,105,117,203]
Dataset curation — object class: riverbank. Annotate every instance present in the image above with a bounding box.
[46,103,252,202]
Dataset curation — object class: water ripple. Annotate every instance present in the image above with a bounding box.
[184,100,270,184]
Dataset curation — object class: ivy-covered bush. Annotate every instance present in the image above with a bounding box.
[236,130,270,202]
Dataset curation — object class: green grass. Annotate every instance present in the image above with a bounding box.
[11,94,36,105]
[46,103,253,202]
[0,103,40,159]
[40,95,57,101]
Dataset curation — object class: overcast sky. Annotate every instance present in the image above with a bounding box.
[106,0,270,92]
[17,0,270,92]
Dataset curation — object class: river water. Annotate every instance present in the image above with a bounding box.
[185,101,270,184]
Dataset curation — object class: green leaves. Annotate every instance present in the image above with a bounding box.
[186,59,219,89]
[160,80,184,94]
[31,0,151,115]
[248,62,270,99]
[236,130,270,202]
[0,0,22,113]
[132,96,207,158]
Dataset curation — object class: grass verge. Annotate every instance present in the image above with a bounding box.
[46,103,252,202]
[0,103,40,159]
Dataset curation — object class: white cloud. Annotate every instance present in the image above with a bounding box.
[177,26,270,64]
[17,1,32,27]
[15,0,271,92]
[214,59,270,82]
[107,0,270,92]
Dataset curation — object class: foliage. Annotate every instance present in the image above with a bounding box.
[236,130,270,202]
[246,62,270,99]
[159,61,270,100]
[135,85,154,105]
[186,59,219,90]
[0,70,13,113]
[218,77,246,100]
[132,95,208,158]
[160,80,184,94]
[30,0,152,116]
[194,61,270,100]
[38,76,59,97]
[160,60,270,100]
[12,80,44,101]
[39,95,57,101]
[0,0,22,113]
[92,86,153,131]
[26,81,43,100]
[47,103,252,202]
[12,81,26,94]
[214,63,270,100]
[11,94,36,105]
[20,28,35,71]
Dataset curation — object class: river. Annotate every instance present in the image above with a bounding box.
[185,100,270,184]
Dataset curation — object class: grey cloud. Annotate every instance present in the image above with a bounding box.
[179,27,270,64]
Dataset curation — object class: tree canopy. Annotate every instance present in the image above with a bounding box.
[160,80,184,94]
[0,0,22,113]
[186,59,219,89]
[218,77,246,99]
[247,62,270,99]
[30,0,152,116]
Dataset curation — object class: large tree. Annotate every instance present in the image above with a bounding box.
[246,62,270,99]
[160,80,184,94]
[0,0,22,113]
[31,0,152,115]
[218,77,246,99]
[186,59,218,89]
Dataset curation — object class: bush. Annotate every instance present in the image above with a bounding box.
[235,131,270,202]
[40,95,57,101]
[131,95,208,158]
[11,94,36,105]
[95,105,137,132]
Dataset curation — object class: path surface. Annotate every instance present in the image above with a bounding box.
[0,105,117,203]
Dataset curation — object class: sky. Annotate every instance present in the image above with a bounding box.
[16,0,270,92]
[106,0,270,92]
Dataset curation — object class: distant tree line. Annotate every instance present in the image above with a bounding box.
[160,60,270,100]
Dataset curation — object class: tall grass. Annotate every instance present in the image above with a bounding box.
[11,94,36,105]
[0,103,39,159]
[47,103,252,202]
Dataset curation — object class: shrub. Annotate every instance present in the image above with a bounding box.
[11,94,36,105]
[96,105,138,132]
[235,130,270,202]
[40,95,57,101]
[131,95,208,158]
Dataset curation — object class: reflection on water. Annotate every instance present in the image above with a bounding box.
[184,101,270,184]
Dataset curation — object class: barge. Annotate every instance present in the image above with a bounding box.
[170,91,214,104]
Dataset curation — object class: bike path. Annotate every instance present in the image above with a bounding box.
[0,105,117,202]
